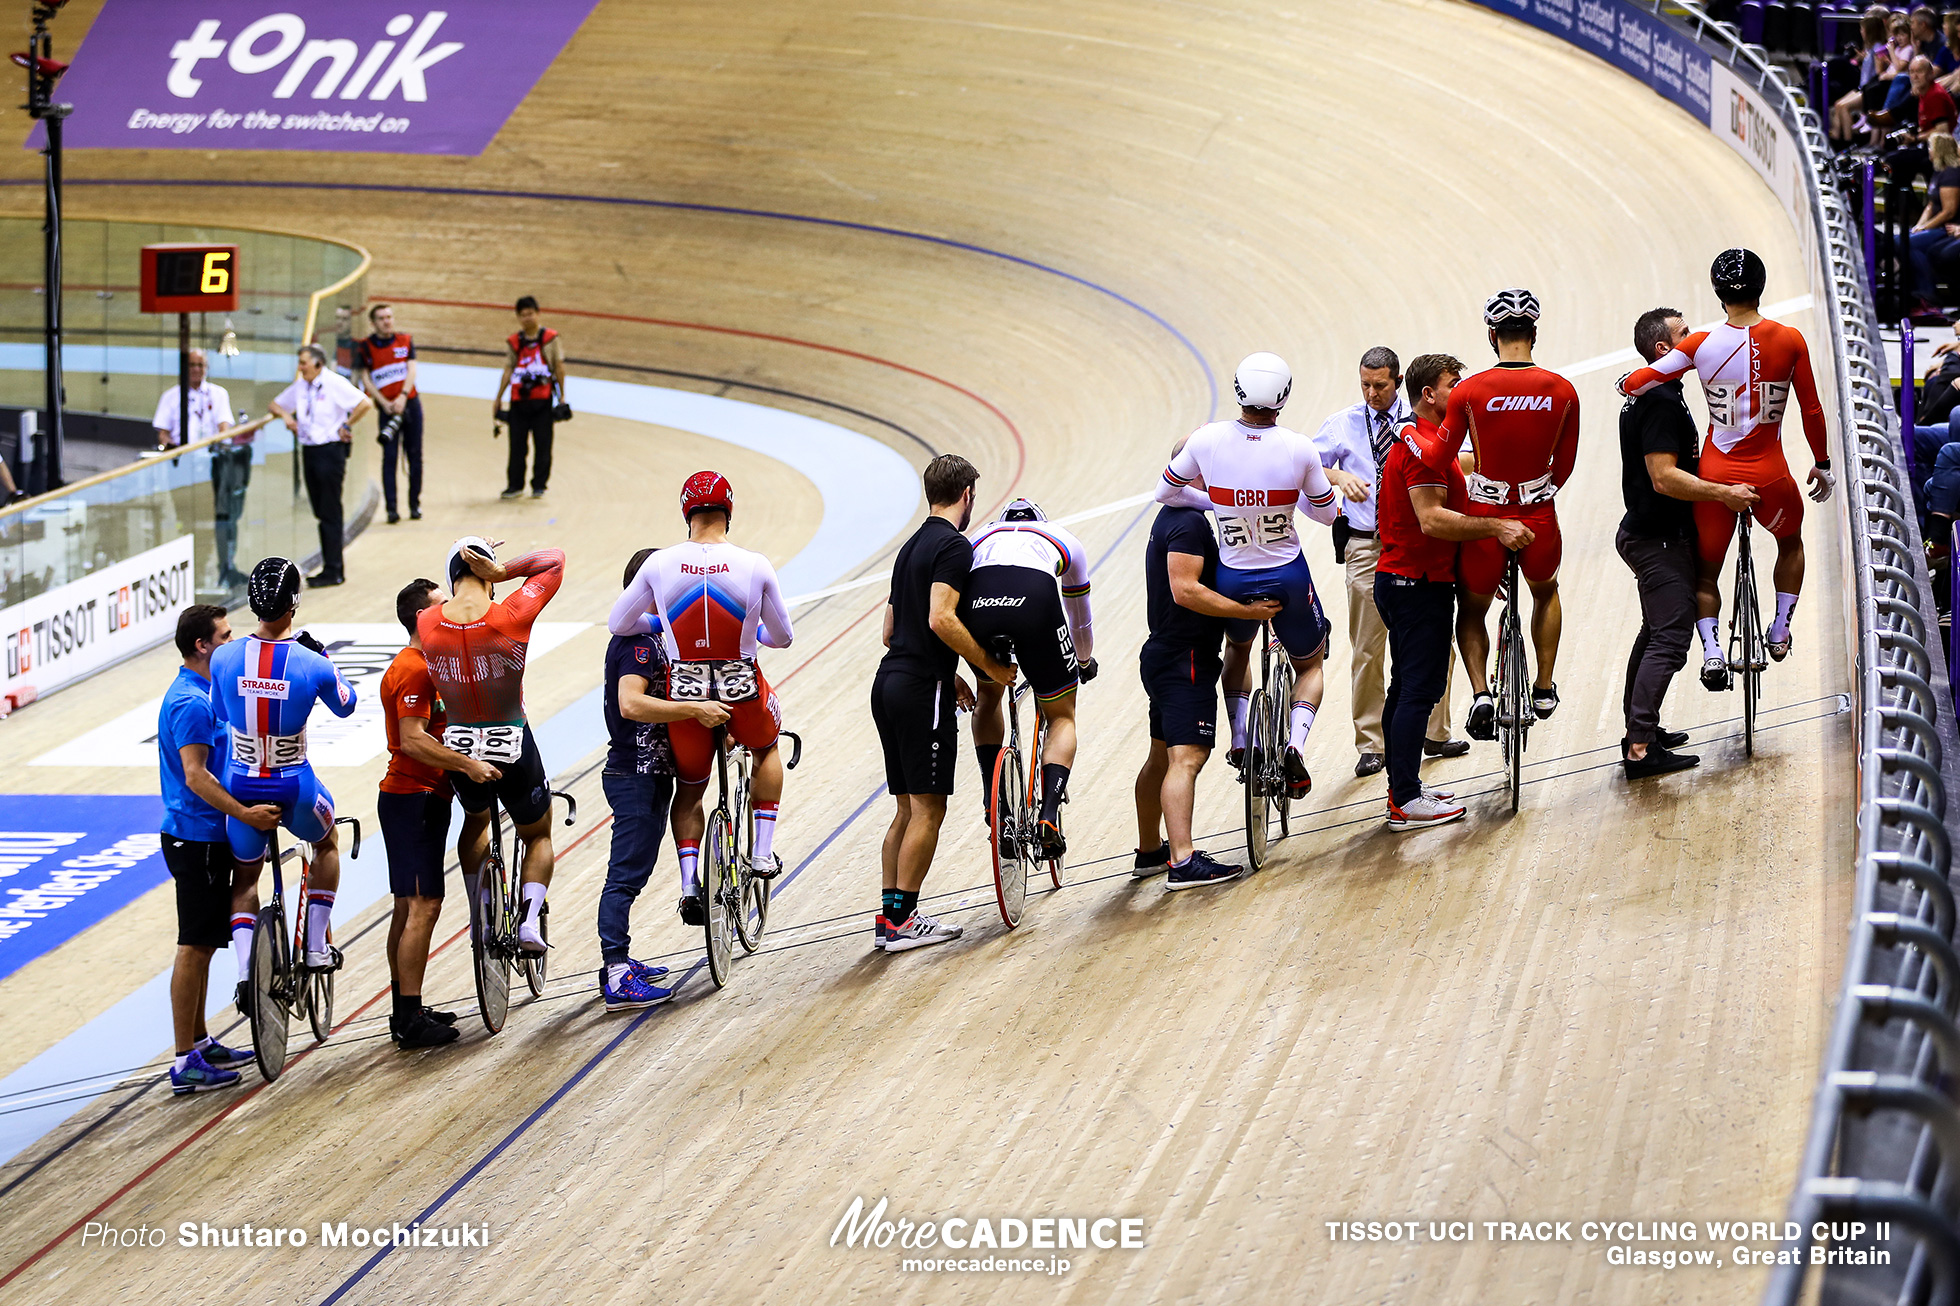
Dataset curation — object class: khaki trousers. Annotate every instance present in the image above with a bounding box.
[1344,532,1453,753]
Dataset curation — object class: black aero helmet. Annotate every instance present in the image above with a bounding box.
[247,557,302,620]
[1711,248,1766,304]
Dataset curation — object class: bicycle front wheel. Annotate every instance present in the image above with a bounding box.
[249,903,291,1082]
[307,962,334,1044]
[1243,690,1272,872]
[991,747,1028,928]
[704,815,737,987]
[521,901,547,998]
[473,840,512,1035]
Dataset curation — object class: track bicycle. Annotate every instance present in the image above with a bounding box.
[985,643,1036,929]
[1725,511,1766,758]
[1492,551,1532,814]
[471,788,578,1034]
[702,727,802,988]
[1236,612,1295,873]
[246,816,360,1083]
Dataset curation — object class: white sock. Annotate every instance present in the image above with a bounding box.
[678,841,700,897]
[194,1035,213,1051]
[1228,693,1250,750]
[174,1052,192,1072]
[753,803,778,862]
[607,961,630,988]
[462,872,481,938]
[1288,702,1317,754]
[305,891,334,954]
[230,914,255,978]
[521,882,546,926]
[1768,592,1799,643]
[1696,617,1722,661]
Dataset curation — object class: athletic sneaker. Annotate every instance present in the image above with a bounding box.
[199,1039,250,1068]
[629,958,671,985]
[874,914,895,950]
[679,894,705,927]
[750,853,783,880]
[421,1006,459,1026]
[1531,682,1560,719]
[518,900,548,955]
[1657,728,1689,749]
[1623,743,1701,780]
[170,1049,240,1095]
[601,966,674,1012]
[391,1010,461,1049]
[1466,692,1496,740]
[1166,850,1243,889]
[884,911,962,952]
[1421,781,1456,803]
[1700,656,1730,691]
[1283,747,1311,799]
[500,488,523,500]
[1385,793,1467,830]
[1131,845,1170,879]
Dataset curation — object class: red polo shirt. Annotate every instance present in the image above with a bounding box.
[1377,416,1468,582]
[1923,81,1957,133]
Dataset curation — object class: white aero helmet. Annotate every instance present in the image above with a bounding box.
[445,535,496,589]
[1000,498,1046,522]
[1482,287,1542,328]
[1233,352,1292,411]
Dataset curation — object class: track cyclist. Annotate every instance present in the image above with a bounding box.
[962,498,1096,858]
[1618,248,1833,687]
[210,558,358,974]
[1437,288,1581,737]
[1156,352,1343,798]
[608,471,794,926]
[420,536,567,959]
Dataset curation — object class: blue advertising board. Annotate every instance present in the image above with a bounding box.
[1474,0,1713,124]
[0,796,169,981]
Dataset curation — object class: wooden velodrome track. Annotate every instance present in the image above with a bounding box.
[0,1,1856,1302]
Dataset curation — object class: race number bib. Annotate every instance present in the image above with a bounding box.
[1516,471,1558,505]
[1703,381,1742,428]
[1219,511,1293,549]
[231,729,307,768]
[669,660,761,704]
[448,724,524,763]
[1756,380,1790,426]
[1464,472,1510,506]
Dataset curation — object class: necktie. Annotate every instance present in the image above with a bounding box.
[1369,408,1395,470]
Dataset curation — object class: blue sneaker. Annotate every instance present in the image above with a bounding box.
[602,965,673,1012]
[198,1039,251,1069]
[170,1049,241,1096]
[628,958,670,985]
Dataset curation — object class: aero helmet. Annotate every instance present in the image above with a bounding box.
[1233,352,1293,411]
[1711,248,1767,304]
[680,470,735,522]
[246,557,302,620]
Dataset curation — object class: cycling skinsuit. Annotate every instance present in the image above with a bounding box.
[417,549,565,825]
[1620,318,1827,567]
[962,520,1093,702]
[1436,361,1581,595]
[1157,418,1341,654]
[210,635,358,860]
[607,541,793,785]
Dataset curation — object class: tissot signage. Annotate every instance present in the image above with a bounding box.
[28,2,600,155]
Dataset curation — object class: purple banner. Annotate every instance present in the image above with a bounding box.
[29,2,599,156]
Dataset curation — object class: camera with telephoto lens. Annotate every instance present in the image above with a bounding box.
[376,412,404,446]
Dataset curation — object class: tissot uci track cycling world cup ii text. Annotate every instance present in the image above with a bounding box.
[25,2,601,156]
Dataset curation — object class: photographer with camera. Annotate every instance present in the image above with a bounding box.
[354,303,423,525]
[492,295,569,500]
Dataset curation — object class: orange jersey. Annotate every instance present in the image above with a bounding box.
[379,646,449,797]
[1437,362,1581,512]
[417,550,565,726]
[1621,318,1826,467]
[354,332,416,401]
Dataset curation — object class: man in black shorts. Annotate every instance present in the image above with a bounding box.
[870,454,1013,952]
[1131,441,1279,889]
[158,605,279,1093]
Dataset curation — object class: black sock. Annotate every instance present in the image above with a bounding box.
[392,991,416,1023]
[1040,763,1070,822]
[976,744,1002,798]
[894,888,920,925]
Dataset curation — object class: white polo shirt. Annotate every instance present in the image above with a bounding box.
[273,369,366,447]
[151,381,234,447]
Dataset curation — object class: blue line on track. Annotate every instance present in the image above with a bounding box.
[15,178,1219,416]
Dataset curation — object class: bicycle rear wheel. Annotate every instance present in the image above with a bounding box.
[704,813,736,987]
[473,832,512,1035]
[1737,547,1760,758]
[521,901,548,997]
[1025,714,1064,889]
[249,901,291,1082]
[734,751,769,953]
[991,746,1028,927]
[1497,602,1525,815]
[306,961,334,1043]
[1243,689,1272,872]
[1270,662,1295,840]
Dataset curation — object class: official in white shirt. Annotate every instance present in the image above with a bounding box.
[269,344,372,589]
[151,349,234,450]
[1314,347,1465,776]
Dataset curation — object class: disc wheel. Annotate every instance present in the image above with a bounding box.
[991,747,1028,928]
[249,903,291,1083]
[1243,690,1271,872]
[703,817,736,988]
[473,850,512,1035]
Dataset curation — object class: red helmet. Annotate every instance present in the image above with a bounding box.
[680,470,734,522]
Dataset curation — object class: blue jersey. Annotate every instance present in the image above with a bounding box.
[157,667,227,842]
[209,635,357,777]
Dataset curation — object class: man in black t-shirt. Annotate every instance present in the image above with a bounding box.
[1617,309,1760,779]
[871,455,1014,953]
[1132,468,1280,890]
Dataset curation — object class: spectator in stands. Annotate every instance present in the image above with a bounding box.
[1910,320,1960,538]
[1909,133,1960,318]
[1874,21,1926,132]
[1940,10,1960,73]
[1913,6,1947,63]
[1838,8,1897,143]
[1878,58,1953,190]
[152,348,233,451]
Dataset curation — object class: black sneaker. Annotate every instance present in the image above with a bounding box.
[1131,845,1170,878]
[305,572,344,589]
[1531,682,1560,719]
[421,1005,458,1026]
[1354,752,1384,777]
[678,894,705,926]
[392,1010,461,1050]
[1623,743,1701,780]
[1466,693,1496,740]
[1422,738,1471,759]
[409,508,422,520]
[1656,728,1689,750]
[386,510,400,524]
[1165,850,1244,891]
[500,488,524,500]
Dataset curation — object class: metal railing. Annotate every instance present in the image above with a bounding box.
[1635,5,1960,1301]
